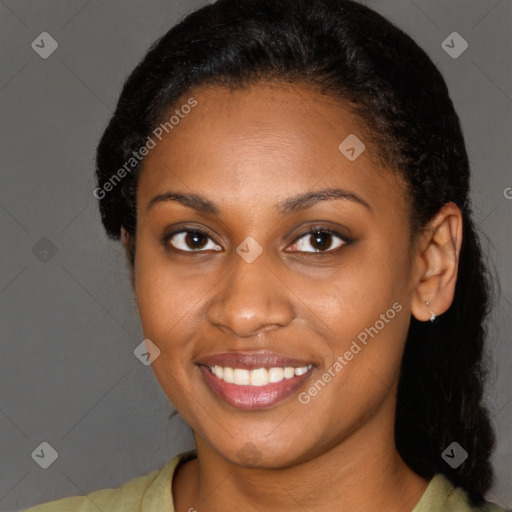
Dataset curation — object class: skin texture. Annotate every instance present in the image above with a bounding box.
[123,81,463,512]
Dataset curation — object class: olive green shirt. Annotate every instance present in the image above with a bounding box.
[23,450,507,512]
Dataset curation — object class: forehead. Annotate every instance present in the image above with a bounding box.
[137,81,407,219]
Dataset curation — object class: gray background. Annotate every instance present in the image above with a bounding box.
[0,0,510,510]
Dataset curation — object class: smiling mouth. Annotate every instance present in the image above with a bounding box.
[197,362,315,410]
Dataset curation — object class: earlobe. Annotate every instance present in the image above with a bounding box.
[424,301,436,322]
[410,202,463,322]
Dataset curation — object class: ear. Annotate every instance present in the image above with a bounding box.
[410,202,463,322]
[120,226,136,291]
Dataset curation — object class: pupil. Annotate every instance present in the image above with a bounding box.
[312,231,330,251]
[186,231,206,249]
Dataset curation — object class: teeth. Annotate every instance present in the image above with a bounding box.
[233,368,250,385]
[208,364,312,385]
[223,367,234,383]
[284,367,295,379]
[250,368,268,386]
[268,367,284,383]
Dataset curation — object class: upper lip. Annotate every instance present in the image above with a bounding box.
[196,350,315,370]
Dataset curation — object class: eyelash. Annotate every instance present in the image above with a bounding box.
[161,226,352,255]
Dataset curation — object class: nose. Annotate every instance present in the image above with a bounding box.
[206,247,295,338]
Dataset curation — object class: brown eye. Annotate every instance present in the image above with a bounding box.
[164,229,222,252]
[287,229,349,253]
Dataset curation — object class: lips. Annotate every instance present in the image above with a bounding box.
[196,350,316,410]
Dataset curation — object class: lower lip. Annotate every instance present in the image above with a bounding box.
[199,365,313,410]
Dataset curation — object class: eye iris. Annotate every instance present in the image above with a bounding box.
[311,231,331,251]
[185,231,207,249]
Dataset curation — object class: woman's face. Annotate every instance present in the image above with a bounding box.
[133,81,421,467]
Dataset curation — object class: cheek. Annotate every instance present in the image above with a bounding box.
[133,242,208,411]
[306,235,410,391]
[134,240,207,348]
[306,243,402,336]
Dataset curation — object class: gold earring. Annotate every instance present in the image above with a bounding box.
[425,301,436,322]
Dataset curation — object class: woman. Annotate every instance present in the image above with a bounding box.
[24,0,508,510]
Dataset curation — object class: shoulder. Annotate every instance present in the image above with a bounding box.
[413,473,508,512]
[22,451,195,512]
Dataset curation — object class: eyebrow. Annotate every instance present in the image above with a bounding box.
[147,187,371,215]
